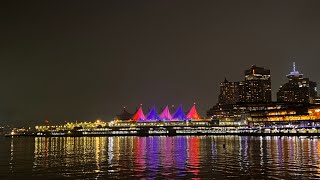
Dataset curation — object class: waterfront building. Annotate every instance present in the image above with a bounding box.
[239,65,272,102]
[277,62,317,104]
[207,103,248,126]
[208,65,272,125]
[33,104,214,137]
[249,103,320,128]
[207,101,320,127]
[218,78,240,105]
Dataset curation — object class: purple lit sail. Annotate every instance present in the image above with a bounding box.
[172,105,186,120]
[146,106,160,120]
[159,106,172,120]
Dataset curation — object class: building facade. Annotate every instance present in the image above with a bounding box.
[218,78,240,105]
[210,65,272,125]
[239,65,272,103]
[277,62,317,104]
[207,64,320,127]
[207,101,320,127]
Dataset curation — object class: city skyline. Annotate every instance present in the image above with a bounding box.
[218,62,318,105]
[1,1,320,126]
[3,1,320,180]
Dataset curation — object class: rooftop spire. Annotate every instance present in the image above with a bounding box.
[288,62,303,77]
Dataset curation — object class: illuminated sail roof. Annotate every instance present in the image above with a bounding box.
[159,105,172,120]
[186,104,200,120]
[132,106,146,121]
[146,106,160,120]
[172,105,186,120]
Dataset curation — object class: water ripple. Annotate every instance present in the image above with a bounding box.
[1,136,320,179]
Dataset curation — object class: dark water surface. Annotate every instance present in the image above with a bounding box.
[1,136,320,179]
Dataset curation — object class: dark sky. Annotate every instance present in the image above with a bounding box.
[1,1,320,126]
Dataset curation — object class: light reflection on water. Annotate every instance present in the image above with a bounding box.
[1,136,320,179]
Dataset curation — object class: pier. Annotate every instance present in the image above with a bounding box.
[5,120,320,137]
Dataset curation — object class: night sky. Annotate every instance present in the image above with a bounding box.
[1,1,320,126]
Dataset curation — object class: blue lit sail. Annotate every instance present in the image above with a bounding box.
[172,105,186,120]
[146,106,160,120]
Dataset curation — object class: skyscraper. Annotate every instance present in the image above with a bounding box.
[277,62,317,104]
[218,78,240,105]
[239,65,272,102]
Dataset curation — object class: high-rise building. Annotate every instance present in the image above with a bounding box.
[239,65,272,102]
[277,62,317,104]
[218,78,240,105]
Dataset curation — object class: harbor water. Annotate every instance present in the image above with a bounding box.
[1,136,320,179]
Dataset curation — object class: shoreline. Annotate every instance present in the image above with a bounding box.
[4,132,320,138]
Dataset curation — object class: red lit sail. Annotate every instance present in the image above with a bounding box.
[186,104,200,120]
[132,107,146,121]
